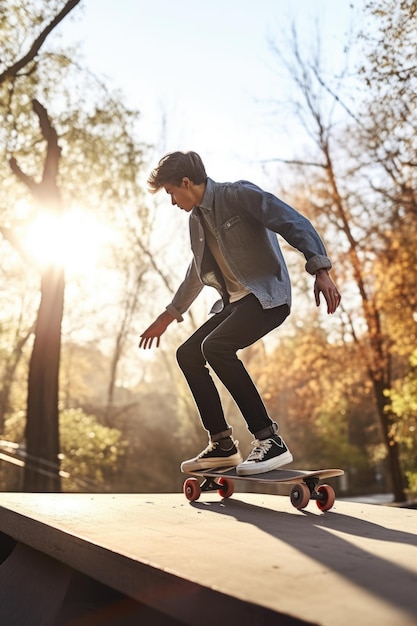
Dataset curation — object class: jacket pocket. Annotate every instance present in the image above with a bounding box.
[221,214,252,246]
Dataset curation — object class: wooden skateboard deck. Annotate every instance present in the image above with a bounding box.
[182,467,344,511]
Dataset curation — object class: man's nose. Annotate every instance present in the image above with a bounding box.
[171,196,177,206]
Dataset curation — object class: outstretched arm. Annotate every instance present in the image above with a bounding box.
[139,259,203,349]
[139,310,175,349]
[314,269,341,314]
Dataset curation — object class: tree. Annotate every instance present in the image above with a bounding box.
[355,0,417,358]
[266,1,417,501]
[0,0,81,85]
[0,1,153,491]
[10,100,65,490]
[0,407,126,492]
[1,1,82,490]
[385,350,417,497]
[349,0,417,499]
[0,320,33,433]
[256,322,371,489]
[59,408,126,492]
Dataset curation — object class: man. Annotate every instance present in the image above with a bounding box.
[139,151,341,476]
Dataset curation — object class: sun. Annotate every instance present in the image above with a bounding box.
[20,206,110,277]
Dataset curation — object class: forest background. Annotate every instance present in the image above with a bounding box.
[0,0,416,502]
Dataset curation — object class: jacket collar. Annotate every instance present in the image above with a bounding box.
[198,177,215,211]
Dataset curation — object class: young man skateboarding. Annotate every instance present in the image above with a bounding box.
[139,151,341,476]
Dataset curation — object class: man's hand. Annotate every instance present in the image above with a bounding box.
[139,311,175,349]
[314,269,341,314]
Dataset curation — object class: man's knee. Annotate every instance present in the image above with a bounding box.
[176,342,188,369]
[176,340,204,370]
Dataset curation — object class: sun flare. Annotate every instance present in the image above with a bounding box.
[20,207,109,276]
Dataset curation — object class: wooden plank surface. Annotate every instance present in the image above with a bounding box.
[0,492,416,626]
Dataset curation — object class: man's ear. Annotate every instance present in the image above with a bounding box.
[182,177,191,188]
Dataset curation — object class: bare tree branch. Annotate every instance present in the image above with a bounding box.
[310,66,364,128]
[0,0,81,86]
[260,156,327,169]
[9,157,38,193]
[33,99,61,186]
[9,99,62,204]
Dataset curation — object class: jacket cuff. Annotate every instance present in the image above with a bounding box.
[166,303,184,322]
[305,255,332,275]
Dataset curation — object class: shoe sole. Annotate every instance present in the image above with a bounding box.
[236,451,293,476]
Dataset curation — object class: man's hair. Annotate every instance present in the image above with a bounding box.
[147,151,207,193]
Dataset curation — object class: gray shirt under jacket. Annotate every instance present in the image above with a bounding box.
[166,177,332,322]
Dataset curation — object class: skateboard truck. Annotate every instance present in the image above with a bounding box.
[184,475,235,500]
[289,477,335,511]
[201,476,233,495]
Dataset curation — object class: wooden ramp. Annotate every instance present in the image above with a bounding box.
[0,492,416,625]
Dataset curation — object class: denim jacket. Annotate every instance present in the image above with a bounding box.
[167,178,332,321]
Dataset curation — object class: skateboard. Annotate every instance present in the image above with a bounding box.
[182,467,344,511]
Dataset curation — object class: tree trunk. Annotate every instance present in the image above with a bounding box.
[24,266,64,491]
[373,378,406,502]
[10,100,65,492]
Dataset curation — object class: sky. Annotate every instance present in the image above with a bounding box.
[58,0,359,186]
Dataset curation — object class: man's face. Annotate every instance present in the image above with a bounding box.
[164,178,195,212]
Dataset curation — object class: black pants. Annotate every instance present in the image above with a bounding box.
[176,294,289,440]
